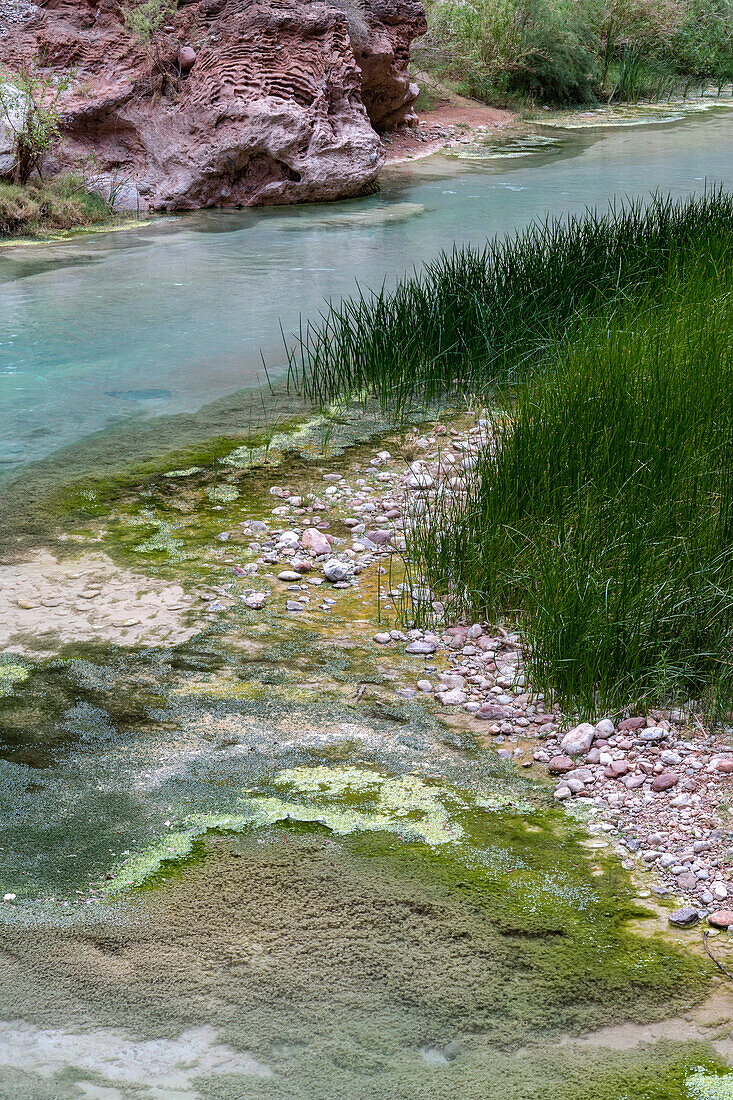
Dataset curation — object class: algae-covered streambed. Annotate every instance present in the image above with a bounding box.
[0,419,731,1100]
[4,113,733,1099]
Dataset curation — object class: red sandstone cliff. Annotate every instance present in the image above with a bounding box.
[0,0,427,209]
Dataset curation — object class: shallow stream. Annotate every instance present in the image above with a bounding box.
[1,108,732,472]
[2,111,733,1099]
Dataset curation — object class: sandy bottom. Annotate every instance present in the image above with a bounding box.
[0,551,198,654]
[0,1022,270,1097]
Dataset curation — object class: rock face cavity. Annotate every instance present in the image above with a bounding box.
[1,0,426,210]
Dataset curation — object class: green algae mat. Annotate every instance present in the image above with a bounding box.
[0,428,731,1098]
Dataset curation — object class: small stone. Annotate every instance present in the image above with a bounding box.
[417,679,433,692]
[712,881,729,901]
[669,907,699,927]
[639,727,668,742]
[619,717,646,731]
[595,719,616,737]
[243,592,266,610]
[301,528,332,556]
[548,756,574,774]
[277,530,301,548]
[476,704,512,720]
[405,639,437,655]
[439,688,468,706]
[285,600,303,612]
[322,559,352,582]
[366,529,392,546]
[179,44,197,70]
[716,759,733,773]
[277,570,302,582]
[373,632,391,645]
[651,772,679,792]
[405,472,434,490]
[2,893,15,902]
[554,785,571,800]
[604,760,629,778]
[707,909,733,928]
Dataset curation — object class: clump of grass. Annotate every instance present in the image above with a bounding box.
[289,191,733,719]
[286,190,733,416]
[0,174,112,239]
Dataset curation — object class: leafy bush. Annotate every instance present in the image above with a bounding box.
[416,0,733,105]
[0,59,74,184]
[121,0,178,44]
[668,0,733,83]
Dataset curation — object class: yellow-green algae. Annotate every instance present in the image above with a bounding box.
[0,662,29,699]
[102,766,469,892]
[689,1070,733,1099]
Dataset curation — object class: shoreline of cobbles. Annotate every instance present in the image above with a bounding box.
[202,414,733,931]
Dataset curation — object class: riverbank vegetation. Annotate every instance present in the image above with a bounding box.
[0,175,115,239]
[414,0,733,106]
[286,190,733,719]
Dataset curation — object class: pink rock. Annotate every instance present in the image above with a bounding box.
[708,909,733,928]
[9,0,427,211]
[548,756,574,774]
[716,759,733,773]
[301,528,331,556]
[560,722,595,756]
[366,529,392,546]
[604,760,629,778]
[651,772,679,792]
[179,45,197,71]
[619,717,646,731]
[476,704,512,721]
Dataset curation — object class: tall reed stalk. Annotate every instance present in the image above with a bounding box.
[285,191,733,420]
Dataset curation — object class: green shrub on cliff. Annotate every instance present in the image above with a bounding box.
[0,58,75,184]
[121,0,178,44]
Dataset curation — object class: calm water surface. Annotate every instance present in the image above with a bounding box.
[1,110,731,471]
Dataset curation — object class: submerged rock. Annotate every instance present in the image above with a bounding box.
[323,559,352,582]
[668,908,699,927]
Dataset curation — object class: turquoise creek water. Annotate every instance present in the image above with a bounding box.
[1,109,732,473]
[2,109,733,1100]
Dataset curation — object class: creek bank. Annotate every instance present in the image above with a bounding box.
[382,98,515,163]
[6,401,733,925]
[174,409,733,930]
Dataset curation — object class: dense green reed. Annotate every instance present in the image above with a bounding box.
[406,253,733,718]
[288,191,733,717]
[286,191,733,416]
